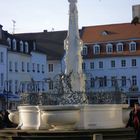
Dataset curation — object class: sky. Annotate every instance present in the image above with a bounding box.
[0,0,140,34]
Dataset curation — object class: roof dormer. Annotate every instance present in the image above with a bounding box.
[7,38,11,48]
[82,45,88,55]
[12,39,17,50]
[101,30,109,36]
[93,44,100,54]
[106,43,113,54]
[116,42,123,52]
[20,41,24,52]
[25,42,29,53]
[129,41,136,52]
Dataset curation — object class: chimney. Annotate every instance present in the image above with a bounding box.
[0,24,3,39]
[132,5,140,19]
[43,30,48,33]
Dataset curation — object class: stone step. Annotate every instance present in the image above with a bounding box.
[0,128,136,140]
[105,139,135,140]
[102,128,135,140]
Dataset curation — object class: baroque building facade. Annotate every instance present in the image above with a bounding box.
[14,23,140,107]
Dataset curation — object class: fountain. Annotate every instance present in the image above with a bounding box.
[8,0,130,131]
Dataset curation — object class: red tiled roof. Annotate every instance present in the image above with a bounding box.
[81,23,140,43]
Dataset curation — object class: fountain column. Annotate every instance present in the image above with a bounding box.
[64,0,85,92]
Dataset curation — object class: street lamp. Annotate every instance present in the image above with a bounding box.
[3,80,11,110]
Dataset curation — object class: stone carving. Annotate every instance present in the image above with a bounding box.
[68,0,77,13]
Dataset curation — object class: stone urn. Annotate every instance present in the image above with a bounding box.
[8,110,19,125]
[18,105,40,130]
[40,105,80,130]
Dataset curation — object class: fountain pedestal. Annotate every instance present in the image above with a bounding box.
[18,106,40,130]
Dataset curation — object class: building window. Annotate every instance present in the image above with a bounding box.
[12,39,16,50]
[42,82,45,91]
[7,38,11,48]
[42,65,44,73]
[9,61,12,71]
[121,76,126,87]
[99,77,104,87]
[93,44,100,54]
[49,81,53,90]
[111,76,116,87]
[32,63,35,72]
[132,59,137,67]
[15,62,18,72]
[104,76,107,87]
[90,62,94,69]
[121,60,126,67]
[21,83,25,92]
[27,63,30,72]
[106,43,113,53]
[99,61,103,68]
[116,43,123,52]
[37,64,40,72]
[82,62,86,70]
[82,45,88,55]
[9,80,12,92]
[0,52,4,63]
[129,41,136,52]
[33,42,36,51]
[90,77,95,88]
[15,80,18,93]
[20,41,24,52]
[22,62,25,72]
[0,73,4,87]
[99,76,107,87]
[132,76,137,86]
[48,64,53,72]
[25,42,29,53]
[111,60,115,68]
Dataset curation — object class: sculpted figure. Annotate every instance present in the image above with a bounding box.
[68,0,77,13]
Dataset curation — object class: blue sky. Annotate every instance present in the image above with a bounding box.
[0,0,140,33]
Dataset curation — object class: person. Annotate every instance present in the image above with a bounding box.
[0,111,4,129]
[126,102,140,140]
[2,110,17,128]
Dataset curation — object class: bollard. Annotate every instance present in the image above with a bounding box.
[93,134,103,140]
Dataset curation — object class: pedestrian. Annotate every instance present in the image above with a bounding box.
[2,110,15,128]
[126,102,140,140]
[0,111,4,129]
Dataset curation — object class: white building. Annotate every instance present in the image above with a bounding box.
[0,26,48,110]
[0,25,8,109]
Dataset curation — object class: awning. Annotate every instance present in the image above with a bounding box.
[8,94,21,101]
[2,94,21,102]
[0,93,5,97]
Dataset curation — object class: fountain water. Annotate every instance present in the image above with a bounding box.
[8,0,130,130]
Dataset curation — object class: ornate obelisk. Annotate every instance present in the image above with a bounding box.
[64,0,85,92]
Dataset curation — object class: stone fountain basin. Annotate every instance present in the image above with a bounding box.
[10,105,80,130]
[40,105,80,130]
[8,104,130,130]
